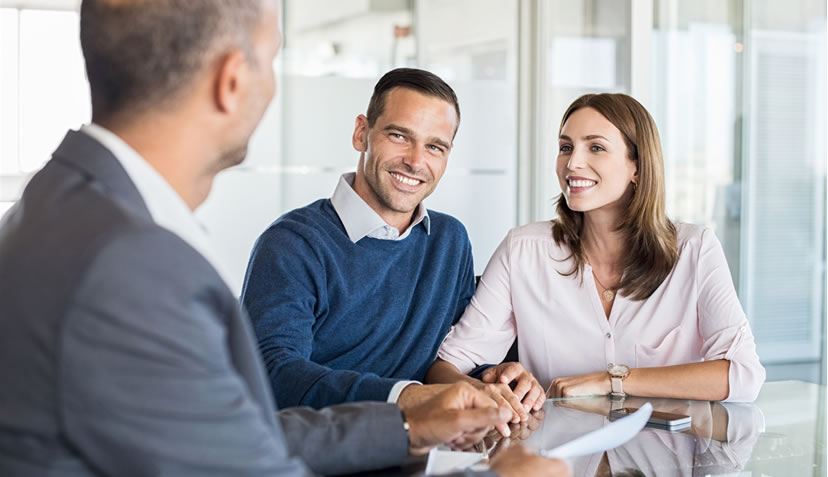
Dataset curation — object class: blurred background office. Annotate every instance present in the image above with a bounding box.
[0,0,825,384]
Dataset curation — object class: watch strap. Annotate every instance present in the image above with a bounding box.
[611,375,624,395]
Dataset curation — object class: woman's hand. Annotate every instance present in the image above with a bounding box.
[547,371,611,398]
[481,362,546,412]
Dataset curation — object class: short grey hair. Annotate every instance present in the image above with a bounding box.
[80,0,262,120]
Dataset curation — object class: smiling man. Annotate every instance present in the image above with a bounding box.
[241,68,475,411]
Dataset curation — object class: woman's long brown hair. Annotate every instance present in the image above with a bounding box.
[551,93,677,300]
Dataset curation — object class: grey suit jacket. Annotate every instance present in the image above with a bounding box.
[0,131,420,476]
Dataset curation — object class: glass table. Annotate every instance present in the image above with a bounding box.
[517,380,825,476]
[348,380,826,476]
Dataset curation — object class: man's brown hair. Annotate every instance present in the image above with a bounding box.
[365,68,461,135]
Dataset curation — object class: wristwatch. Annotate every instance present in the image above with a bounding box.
[608,363,630,398]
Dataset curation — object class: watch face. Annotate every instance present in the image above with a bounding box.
[609,364,630,376]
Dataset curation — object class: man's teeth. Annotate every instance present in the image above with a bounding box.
[569,179,597,188]
[391,172,420,186]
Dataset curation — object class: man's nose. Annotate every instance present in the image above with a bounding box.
[403,146,426,169]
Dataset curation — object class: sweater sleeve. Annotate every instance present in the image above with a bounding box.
[695,227,766,402]
[241,222,400,409]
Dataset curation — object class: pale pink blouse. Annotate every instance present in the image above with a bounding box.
[437,222,765,402]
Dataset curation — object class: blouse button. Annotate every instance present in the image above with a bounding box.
[606,332,612,339]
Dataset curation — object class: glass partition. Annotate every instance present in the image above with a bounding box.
[537,0,633,221]
[0,1,824,381]
[651,0,827,372]
[0,6,88,212]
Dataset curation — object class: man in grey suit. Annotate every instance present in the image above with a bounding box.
[0,0,569,476]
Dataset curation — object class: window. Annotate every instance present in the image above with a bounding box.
[536,0,633,221]
[1,0,824,380]
[651,0,826,372]
[0,2,88,217]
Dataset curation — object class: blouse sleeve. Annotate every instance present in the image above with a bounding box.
[436,230,518,374]
[695,227,766,402]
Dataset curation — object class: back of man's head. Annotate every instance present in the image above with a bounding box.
[80,0,261,123]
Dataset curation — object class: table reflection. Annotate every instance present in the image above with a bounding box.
[486,396,764,476]
[346,381,824,477]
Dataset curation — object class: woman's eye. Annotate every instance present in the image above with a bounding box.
[559,144,572,153]
[591,144,605,152]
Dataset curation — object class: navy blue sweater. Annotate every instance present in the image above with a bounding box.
[241,199,475,409]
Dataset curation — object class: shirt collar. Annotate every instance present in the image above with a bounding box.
[81,123,236,293]
[330,172,430,243]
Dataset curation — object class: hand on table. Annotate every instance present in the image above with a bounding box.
[479,362,545,425]
[547,371,611,398]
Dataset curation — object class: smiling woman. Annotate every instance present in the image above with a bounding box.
[553,94,677,305]
[428,92,766,408]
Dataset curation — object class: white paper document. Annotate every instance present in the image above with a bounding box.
[424,402,653,474]
[424,449,484,475]
[540,402,653,459]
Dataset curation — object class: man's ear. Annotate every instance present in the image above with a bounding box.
[214,50,248,114]
[352,114,369,152]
